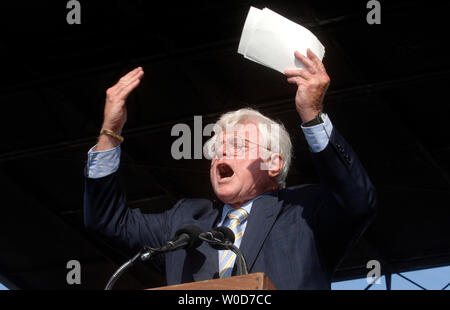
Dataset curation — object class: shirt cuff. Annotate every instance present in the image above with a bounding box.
[86,144,121,178]
[301,113,333,153]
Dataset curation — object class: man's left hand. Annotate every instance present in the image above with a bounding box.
[285,48,330,123]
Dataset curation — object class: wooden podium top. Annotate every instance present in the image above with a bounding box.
[148,272,276,290]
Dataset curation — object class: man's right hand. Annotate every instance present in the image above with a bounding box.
[97,67,144,151]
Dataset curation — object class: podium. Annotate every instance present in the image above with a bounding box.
[148,272,276,290]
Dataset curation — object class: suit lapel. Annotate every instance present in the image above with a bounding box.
[191,200,223,282]
[239,191,284,272]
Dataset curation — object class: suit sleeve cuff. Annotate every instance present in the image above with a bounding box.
[86,144,121,178]
[301,113,333,153]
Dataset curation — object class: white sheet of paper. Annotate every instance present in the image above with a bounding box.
[238,7,325,74]
[237,7,262,55]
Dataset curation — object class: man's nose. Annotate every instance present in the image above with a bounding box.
[213,143,229,159]
[221,143,228,157]
[213,145,226,159]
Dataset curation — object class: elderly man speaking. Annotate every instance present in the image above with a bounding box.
[84,49,376,290]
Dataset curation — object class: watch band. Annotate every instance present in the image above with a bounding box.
[302,111,325,127]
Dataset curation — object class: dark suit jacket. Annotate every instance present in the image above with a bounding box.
[84,128,376,289]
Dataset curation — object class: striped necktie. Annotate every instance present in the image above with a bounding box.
[218,208,248,278]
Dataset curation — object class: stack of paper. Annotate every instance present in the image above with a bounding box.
[238,7,325,74]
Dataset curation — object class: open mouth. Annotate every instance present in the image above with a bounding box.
[217,163,234,180]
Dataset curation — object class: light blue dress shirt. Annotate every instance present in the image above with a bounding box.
[85,114,334,273]
[301,113,333,153]
[86,145,121,179]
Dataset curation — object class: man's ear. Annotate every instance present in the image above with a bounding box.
[267,153,283,178]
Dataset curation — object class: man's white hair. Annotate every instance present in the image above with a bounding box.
[204,107,292,189]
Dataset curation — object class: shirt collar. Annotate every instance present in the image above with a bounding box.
[221,191,269,221]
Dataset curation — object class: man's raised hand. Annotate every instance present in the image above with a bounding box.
[285,49,330,123]
[103,67,144,134]
[97,67,144,150]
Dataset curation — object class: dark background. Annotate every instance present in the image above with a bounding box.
[0,0,449,289]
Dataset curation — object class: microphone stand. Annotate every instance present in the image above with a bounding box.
[226,243,248,276]
[104,246,159,290]
[199,234,248,276]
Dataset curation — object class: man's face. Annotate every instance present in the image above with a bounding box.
[209,122,274,207]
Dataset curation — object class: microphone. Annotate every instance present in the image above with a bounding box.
[141,225,203,261]
[211,226,236,244]
[200,226,235,247]
[199,226,248,275]
[159,225,203,253]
